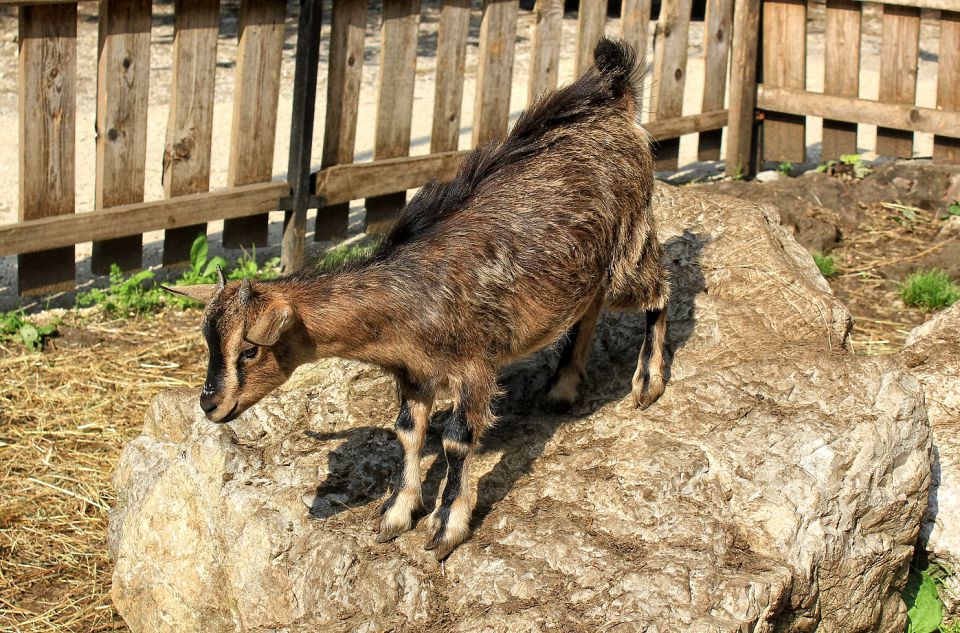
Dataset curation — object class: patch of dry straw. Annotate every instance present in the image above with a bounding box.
[0,310,205,632]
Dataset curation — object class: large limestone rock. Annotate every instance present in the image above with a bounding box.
[904,304,960,613]
[109,184,931,632]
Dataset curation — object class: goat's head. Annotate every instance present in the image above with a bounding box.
[164,269,303,423]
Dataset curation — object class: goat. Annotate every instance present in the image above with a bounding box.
[165,38,669,560]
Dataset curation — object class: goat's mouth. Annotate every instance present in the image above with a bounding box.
[212,401,240,424]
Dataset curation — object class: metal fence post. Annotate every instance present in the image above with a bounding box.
[281,0,324,272]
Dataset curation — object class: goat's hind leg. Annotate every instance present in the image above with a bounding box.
[378,389,433,543]
[545,292,604,410]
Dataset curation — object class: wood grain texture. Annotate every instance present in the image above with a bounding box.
[162,0,220,266]
[757,86,960,137]
[761,0,806,164]
[1,183,289,257]
[620,0,651,60]
[472,0,519,148]
[876,3,919,157]
[821,0,860,160]
[316,0,367,240]
[222,0,286,248]
[366,0,421,233]
[650,0,693,169]
[851,0,960,10]
[92,0,152,275]
[528,0,563,104]
[697,0,733,159]
[575,0,607,76]
[724,0,760,177]
[934,11,960,163]
[432,0,471,149]
[17,4,76,295]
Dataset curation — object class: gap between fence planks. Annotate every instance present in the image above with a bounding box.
[697,0,734,160]
[366,0,421,234]
[17,4,77,295]
[91,0,152,276]
[222,0,286,248]
[528,0,563,105]
[761,0,806,164]
[934,11,960,163]
[473,0,519,148]
[650,0,693,170]
[316,0,367,240]
[876,3,920,158]
[821,0,861,160]
[162,0,219,267]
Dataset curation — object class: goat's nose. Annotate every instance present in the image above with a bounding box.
[199,392,218,414]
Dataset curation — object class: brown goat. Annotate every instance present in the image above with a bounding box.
[166,38,669,560]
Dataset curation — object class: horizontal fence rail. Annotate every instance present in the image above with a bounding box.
[1,0,737,294]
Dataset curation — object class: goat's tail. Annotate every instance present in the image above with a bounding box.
[591,37,647,121]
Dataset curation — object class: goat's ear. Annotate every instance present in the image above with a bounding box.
[246,303,294,346]
[161,284,218,304]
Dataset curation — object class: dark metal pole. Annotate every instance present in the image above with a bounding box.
[281,0,323,273]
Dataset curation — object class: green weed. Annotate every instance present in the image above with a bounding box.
[0,310,59,351]
[900,269,960,312]
[904,563,960,633]
[942,200,960,221]
[318,236,381,271]
[776,161,793,177]
[812,252,839,278]
[76,264,163,317]
[816,153,871,179]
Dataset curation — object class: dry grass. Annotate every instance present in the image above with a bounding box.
[0,310,205,632]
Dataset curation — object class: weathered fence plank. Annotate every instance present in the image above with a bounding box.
[876,3,919,158]
[316,0,367,240]
[17,4,76,295]
[222,0,286,248]
[432,0,471,150]
[620,0,651,60]
[576,0,607,76]
[162,0,219,266]
[760,0,806,164]
[473,0,519,147]
[934,11,960,164]
[91,0,152,275]
[528,0,563,104]
[697,0,733,160]
[650,0,692,170]
[365,0,421,234]
[724,0,760,177]
[821,0,860,160]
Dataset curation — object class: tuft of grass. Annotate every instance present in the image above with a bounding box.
[812,252,839,278]
[318,236,381,271]
[900,269,960,313]
[777,161,793,177]
[0,309,59,351]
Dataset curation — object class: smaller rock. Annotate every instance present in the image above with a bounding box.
[755,170,781,183]
[938,215,960,240]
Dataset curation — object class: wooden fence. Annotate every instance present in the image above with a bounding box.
[0,0,957,297]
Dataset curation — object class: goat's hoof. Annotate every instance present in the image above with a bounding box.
[423,510,470,560]
[632,375,665,410]
[544,373,582,412]
[376,491,422,543]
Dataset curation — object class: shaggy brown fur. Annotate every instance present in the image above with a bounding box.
[167,38,670,560]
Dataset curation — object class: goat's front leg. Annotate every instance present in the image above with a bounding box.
[377,391,433,542]
[425,375,495,560]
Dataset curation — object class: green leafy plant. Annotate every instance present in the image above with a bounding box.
[816,153,871,179]
[776,161,793,177]
[318,237,381,271]
[812,252,839,278]
[942,200,960,221]
[77,264,163,317]
[903,563,960,633]
[0,310,59,351]
[900,269,960,312]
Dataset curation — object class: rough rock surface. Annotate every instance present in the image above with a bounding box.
[109,184,931,632]
[904,304,960,613]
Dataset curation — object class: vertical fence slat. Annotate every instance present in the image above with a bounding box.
[162,0,220,266]
[222,0,286,248]
[91,0,152,275]
[316,0,367,240]
[875,4,919,158]
[934,10,960,164]
[528,0,563,105]
[620,0,651,60]
[432,0,471,151]
[697,0,733,160]
[761,0,806,165]
[821,0,860,160]
[576,0,607,77]
[18,5,76,296]
[472,0,519,148]
[724,0,760,177]
[365,0,421,233]
[650,0,692,170]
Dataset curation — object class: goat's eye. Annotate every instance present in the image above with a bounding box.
[240,346,258,361]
